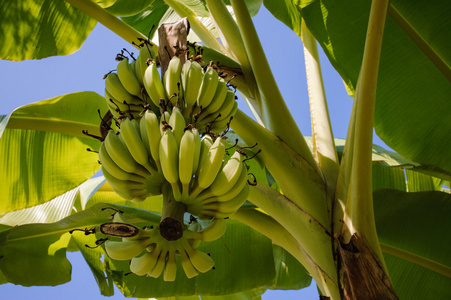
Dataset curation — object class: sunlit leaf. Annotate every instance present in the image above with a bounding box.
[0,92,107,214]
[0,0,97,60]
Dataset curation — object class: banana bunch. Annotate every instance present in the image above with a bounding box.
[182,138,251,220]
[105,46,157,121]
[99,113,166,201]
[102,211,227,281]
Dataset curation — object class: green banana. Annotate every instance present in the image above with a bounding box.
[104,238,151,261]
[200,150,243,198]
[143,62,168,107]
[117,57,143,97]
[130,251,158,276]
[99,142,147,183]
[197,66,219,109]
[163,250,178,281]
[164,56,182,107]
[185,218,227,242]
[200,78,228,117]
[209,101,238,133]
[190,137,226,199]
[191,128,202,174]
[201,163,248,203]
[148,247,168,278]
[179,246,199,279]
[159,127,182,201]
[202,183,250,216]
[144,110,162,168]
[198,88,235,129]
[105,72,142,106]
[181,60,204,113]
[134,45,155,85]
[102,166,146,192]
[120,118,157,174]
[179,128,197,200]
[168,106,186,147]
[103,130,150,178]
[182,239,214,273]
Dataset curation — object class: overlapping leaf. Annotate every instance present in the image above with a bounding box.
[0,92,107,214]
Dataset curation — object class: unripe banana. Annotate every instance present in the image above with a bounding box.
[190,137,226,199]
[139,115,152,158]
[202,182,250,216]
[200,163,248,203]
[198,88,235,128]
[104,238,151,261]
[163,250,178,281]
[187,219,202,249]
[185,218,227,242]
[143,62,168,107]
[111,186,149,201]
[202,150,243,197]
[102,166,146,192]
[159,111,171,133]
[104,130,150,178]
[200,78,228,117]
[209,101,238,133]
[143,110,162,167]
[130,251,158,276]
[164,56,182,107]
[191,128,202,174]
[179,128,197,199]
[99,142,147,183]
[197,66,219,109]
[168,107,186,147]
[159,127,182,201]
[181,60,204,111]
[148,247,168,278]
[182,239,214,273]
[120,118,157,174]
[117,57,143,97]
[105,72,142,106]
[135,45,155,85]
[179,246,199,279]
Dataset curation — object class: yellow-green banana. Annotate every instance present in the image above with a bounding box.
[117,57,143,97]
[148,247,168,278]
[143,62,168,107]
[164,56,182,107]
[130,251,158,276]
[179,128,197,200]
[179,246,199,279]
[190,137,226,199]
[143,110,162,168]
[104,238,151,261]
[201,150,243,197]
[135,45,155,85]
[99,142,147,183]
[104,130,150,178]
[102,166,146,192]
[120,118,157,174]
[197,66,219,109]
[159,127,182,201]
[163,250,178,281]
[105,72,142,106]
[182,239,214,273]
[200,78,228,117]
[168,107,186,147]
[185,218,227,242]
[181,60,204,112]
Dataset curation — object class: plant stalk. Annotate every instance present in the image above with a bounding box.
[230,0,319,174]
[342,0,390,271]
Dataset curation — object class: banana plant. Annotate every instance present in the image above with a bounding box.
[0,0,450,299]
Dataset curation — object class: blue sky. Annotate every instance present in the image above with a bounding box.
[0,5,390,299]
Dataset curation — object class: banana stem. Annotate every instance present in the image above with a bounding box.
[301,20,339,223]
[246,183,340,298]
[230,0,319,174]
[161,182,185,224]
[64,0,154,52]
[342,0,390,271]
[232,110,329,228]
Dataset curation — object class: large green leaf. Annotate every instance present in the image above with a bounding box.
[0,0,97,60]
[374,189,451,299]
[0,92,107,214]
[264,0,451,176]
